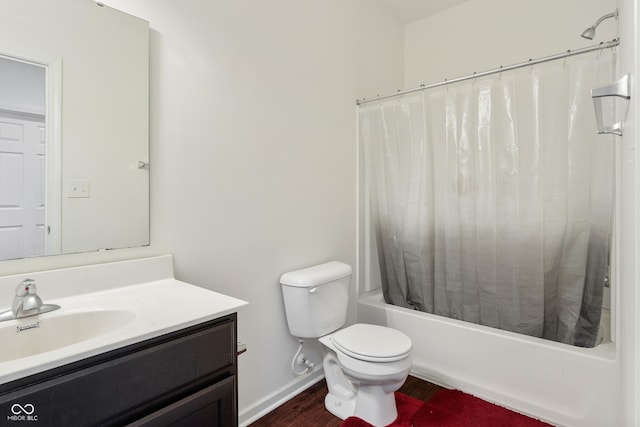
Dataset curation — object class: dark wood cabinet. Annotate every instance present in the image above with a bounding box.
[0,313,238,427]
[129,376,235,427]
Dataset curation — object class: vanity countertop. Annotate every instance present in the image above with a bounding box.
[0,256,248,385]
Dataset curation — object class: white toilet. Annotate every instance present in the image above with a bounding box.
[280,261,413,427]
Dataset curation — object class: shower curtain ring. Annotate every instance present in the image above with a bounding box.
[499,65,503,80]
[472,72,477,85]
[529,59,533,74]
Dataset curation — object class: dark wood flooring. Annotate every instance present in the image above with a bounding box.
[249,375,443,427]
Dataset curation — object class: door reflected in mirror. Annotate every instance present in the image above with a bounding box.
[0,56,50,259]
[0,0,149,261]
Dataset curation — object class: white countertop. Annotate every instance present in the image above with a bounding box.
[0,256,248,385]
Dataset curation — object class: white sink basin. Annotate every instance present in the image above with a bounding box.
[0,273,248,385]
[0,310,136,363]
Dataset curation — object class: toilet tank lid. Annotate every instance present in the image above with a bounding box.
[280,261,352,287]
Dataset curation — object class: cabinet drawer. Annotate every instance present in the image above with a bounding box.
[129,376,236,427]
[0,319,235,426]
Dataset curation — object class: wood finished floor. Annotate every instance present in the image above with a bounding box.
[249,375,443,427]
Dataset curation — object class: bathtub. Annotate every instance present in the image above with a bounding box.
[357,290,621,427]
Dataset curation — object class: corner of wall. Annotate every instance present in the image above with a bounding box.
[238,368,324,427]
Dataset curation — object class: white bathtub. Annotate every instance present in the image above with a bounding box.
[357,290,622,427]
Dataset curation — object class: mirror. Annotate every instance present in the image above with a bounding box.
[0,0,149,260]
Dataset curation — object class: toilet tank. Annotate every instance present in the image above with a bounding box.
[280,261,352,339]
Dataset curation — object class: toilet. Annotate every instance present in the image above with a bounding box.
[280,261,413,427]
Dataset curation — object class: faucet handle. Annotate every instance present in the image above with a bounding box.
[15,278,36,296]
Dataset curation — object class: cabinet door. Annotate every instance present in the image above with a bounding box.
[0,319,235,426]
[128,376,236,427]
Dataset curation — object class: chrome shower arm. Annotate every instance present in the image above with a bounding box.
[592,11,618,28]
[581,10,618,40]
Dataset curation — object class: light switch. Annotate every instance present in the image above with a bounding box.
[67,179,90,198]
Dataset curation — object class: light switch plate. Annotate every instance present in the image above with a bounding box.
[67,179,90,198]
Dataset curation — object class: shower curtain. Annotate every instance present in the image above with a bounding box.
[360,50,616,348]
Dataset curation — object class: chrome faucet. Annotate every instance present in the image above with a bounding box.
[12,278,44,319]
[0,278,61,322]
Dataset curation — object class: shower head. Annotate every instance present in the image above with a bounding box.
[580,27,596,40]
[581,10,618,40]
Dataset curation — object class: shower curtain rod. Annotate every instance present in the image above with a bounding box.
[355,38,620,106]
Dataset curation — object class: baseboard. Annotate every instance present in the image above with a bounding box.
[239,367,324,426]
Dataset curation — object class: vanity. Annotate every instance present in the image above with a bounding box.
[0,256,248,426]
[0,1,245,423]
[0,3,246,424]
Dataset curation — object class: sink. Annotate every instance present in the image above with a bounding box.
[0,310,136,363]
[0,263,248,385]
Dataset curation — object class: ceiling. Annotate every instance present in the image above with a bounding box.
[376,0,470,24]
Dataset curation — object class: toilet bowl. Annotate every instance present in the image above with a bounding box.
[280,262,413,427]
[319,323,413,427]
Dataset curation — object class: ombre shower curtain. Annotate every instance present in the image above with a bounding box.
[360,50,615,347]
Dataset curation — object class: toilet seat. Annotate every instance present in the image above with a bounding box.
[331,324,412,362]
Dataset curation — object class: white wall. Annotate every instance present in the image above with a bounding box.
[0,0,402,418]
[405,0,618,88]
[617,0,640,424]
[98,0,404,420]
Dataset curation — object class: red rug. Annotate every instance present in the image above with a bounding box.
[341,390,552,427]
